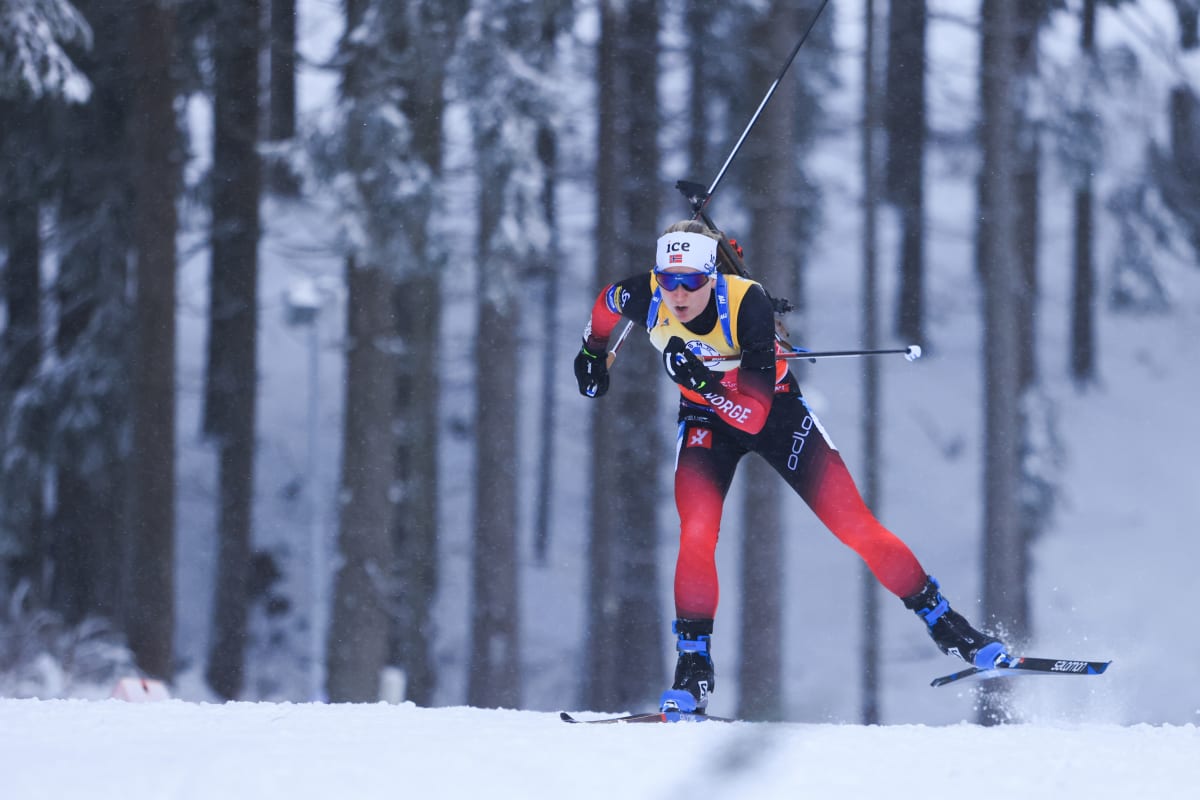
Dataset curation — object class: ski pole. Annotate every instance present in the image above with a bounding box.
[604,321,634,368]
[701,344,923,364]
[606,0,831,368]
[695,0,831,216]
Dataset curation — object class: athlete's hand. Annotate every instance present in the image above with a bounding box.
[663,336,713,393]
[574,340,610,398]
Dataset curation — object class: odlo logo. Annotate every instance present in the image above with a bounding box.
[787,415,815,471]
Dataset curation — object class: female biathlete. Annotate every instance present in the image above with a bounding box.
[574,220,1008,714]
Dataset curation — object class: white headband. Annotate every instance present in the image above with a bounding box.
[655,232,718,274]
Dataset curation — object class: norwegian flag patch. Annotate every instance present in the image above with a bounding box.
[670,253,684,264]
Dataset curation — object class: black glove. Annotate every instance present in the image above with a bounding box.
[574,340,610,398]
[663,336,713,392]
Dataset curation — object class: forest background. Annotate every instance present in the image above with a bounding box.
[1,0,1198,726]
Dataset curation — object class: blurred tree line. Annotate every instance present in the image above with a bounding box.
[1,0,1197,722]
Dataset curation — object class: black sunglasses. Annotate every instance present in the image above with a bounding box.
[654,270,710,292]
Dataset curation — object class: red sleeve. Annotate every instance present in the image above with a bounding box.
[694,367,774,435]
[582,274,654,351]
[583,284,622,350]
[695,282,776,434]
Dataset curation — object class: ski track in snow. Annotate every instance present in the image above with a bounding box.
[0,699,1197,800]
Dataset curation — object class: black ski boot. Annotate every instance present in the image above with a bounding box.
[903,576,1009,669]
[659,618,715,714]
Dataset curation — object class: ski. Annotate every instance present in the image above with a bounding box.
[559,710,736,724]
[931,656,1112,688]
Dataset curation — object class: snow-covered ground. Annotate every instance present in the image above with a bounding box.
[1,698,1196,800]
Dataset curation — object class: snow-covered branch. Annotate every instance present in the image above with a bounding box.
[0,0,92,101]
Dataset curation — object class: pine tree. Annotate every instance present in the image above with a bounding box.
[0,96,49,600]
[126,0,179,681]
[584,0,664,714]
[204,0,262,700]
[327,242,398,702]
[321,0,469,704]
[735,0,809,724]
[48,0,135,627]
[1158,2,1200,257]
[977,0,1025,726]
[884,0,926,345]
[323,0,403,704]
[388,0,469,708]
[266,0,295,142]
[456,0,563,709]
[1070,0,1099,386]
[531,3,570,568]
[857,0,882,726]
[263,0,298,193]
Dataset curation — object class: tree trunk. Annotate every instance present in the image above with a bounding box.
[584,0,663,712]
[0,185,41,400]
[532,8,561,565]
[392,264,441,705]
[1070,0,1097,386]
[327,254,399,702]
[858,0,882,726]
[583,0,621,712]
[1165,4,1200,255]
[0,99,47,601]
[1014,0,1043,392]
[685,0,709,180]
[884,0,926,345]
[389,0,468,709]
[977,0,1026,725]
[267,0,296,141]
[1178,1,1198,50]
[532,121,559,564]
[466,292,521,708]
[616,0,664,711]
[738,457,783,719]
[126,0,179,680]
[50,0,132,627]
[264,0,298,193]
[465,148,522,709]
[736,0,801,723]
[462,0,566,710]
[205,0,262,700]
